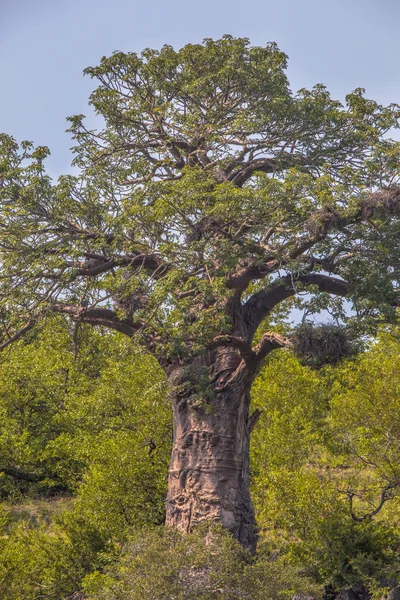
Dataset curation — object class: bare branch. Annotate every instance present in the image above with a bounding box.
[228,157,276,186]
[227,152,311,187]
[343,483,399,522]
[298,273,349,296]
[252,332,293,367]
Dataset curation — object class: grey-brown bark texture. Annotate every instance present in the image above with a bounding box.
[166,348,257,551]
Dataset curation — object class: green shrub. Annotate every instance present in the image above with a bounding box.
[83,524,319,600]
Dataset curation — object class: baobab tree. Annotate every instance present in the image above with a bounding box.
[1,36,400,551]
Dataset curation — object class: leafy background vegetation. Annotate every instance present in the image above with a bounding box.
[1,317,400,598]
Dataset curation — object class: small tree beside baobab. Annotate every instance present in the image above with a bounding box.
[1,36,400,551]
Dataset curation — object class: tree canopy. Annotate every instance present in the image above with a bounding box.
[1,35,400,361]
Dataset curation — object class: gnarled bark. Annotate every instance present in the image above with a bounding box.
[165,353,257,552]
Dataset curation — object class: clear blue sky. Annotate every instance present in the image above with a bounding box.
[1,0,399,176]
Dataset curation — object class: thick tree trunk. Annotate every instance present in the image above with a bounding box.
[165,353,257,552]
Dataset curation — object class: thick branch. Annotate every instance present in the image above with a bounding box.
[208,335,256,366]
[1,466,50,483]
[243,273,349,340]
[226,260,276,291]
[52,304,141,338]
[227,152,310,187]
[221,331,292,387]
[298,273,349,296]
[75,252,170,279]
[228,157,276,186]
[0,319,36,351]
[252,332,293,367]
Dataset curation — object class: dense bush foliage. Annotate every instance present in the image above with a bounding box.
[82,525,318,600]
[1,320,400,598]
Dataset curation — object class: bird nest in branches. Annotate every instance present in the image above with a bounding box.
[360,187,400,219]
[292,323,356,368]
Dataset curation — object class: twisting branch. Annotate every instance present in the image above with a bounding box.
[228,157,277,186]
[0,319,36,351]
[227,152,311,187]
[73,252,171,279]
[208,335,256,366]
[226,260,277,291]
[51,302,168,362]
[52,304,141,338]
[341,482,399,522]
[243,273,349,341]
[252,332,293,370]
[219,331,293,388]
